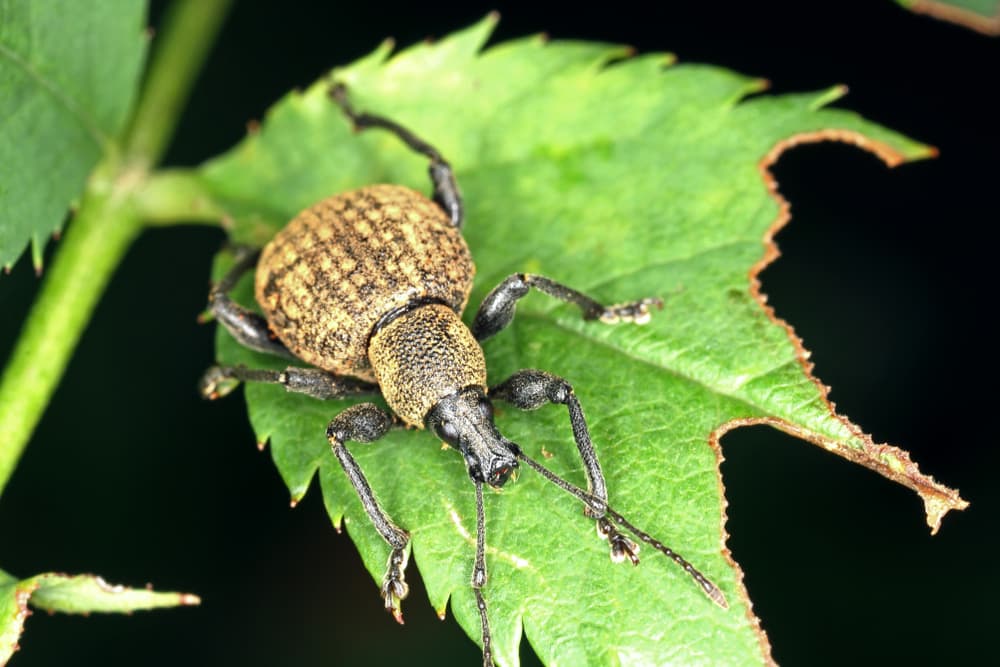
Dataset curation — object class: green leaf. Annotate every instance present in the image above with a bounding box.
[895,0,1000,34]
[0,0,148,271]
[196,16,966,665]
[0,568,198,664]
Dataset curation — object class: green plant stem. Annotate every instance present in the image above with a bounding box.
[0,0,232,498]
[125,0,234,168]
[0,184,140,494]
[135,169,227,226]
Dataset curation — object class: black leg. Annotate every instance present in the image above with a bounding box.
[490,369,640,564]
[326,403,411,622]
[200,365,378,400]
[471,273,663,342]
[330,83,463,228]
[207,245,295,360]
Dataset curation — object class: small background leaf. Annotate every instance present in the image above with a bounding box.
[194,17,961,666]
[0,0,148,271]
[895,0,1000,34]
[0,568,198,665]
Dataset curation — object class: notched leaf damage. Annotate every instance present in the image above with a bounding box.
[707,126,967,665]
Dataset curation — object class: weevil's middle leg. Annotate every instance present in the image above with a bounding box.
[472,273,663,342]
[490,369,639,565]
[200,365,378,401]
[207,245,295,360]
[330,83,463,228]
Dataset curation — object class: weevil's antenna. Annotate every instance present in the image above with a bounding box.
[473,481,494,666]
[515,451,729,610]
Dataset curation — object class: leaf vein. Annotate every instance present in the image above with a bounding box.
[0,41,109,150]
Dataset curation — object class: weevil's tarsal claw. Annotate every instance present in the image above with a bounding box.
[199,366,241,400]
[597,517,640,565]
[701,578,729,610]
[598,297,664,325]
[516,451,730,612]
[381,547,409,624]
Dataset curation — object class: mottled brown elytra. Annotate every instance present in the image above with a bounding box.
[200,83,726,666]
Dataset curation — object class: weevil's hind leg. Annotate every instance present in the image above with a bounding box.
[471,273,663,342]
[330,83,463,228]
[207,245,295,360]
[200,365,378,401]
[490,369,639,564]
[326,404,412,622]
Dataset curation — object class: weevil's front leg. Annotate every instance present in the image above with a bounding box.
[200,365,378,400]
[471,273,663,341]
[326,403,411,622]
[330,83,463,228]
[207,245,295,360]
[490,369,640,564]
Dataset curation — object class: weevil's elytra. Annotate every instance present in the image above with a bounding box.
[256,185,475,383]
[201,83,726,666]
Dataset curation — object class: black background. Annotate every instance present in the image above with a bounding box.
[0,1,995,665]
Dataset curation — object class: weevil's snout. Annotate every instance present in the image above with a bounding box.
[426,387,519,488]
[486,458,518,487]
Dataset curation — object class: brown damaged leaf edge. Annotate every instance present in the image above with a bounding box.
[708,127,967,665]
[2,582,37,666]
[907,0,1000,36]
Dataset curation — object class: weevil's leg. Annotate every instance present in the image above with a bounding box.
[326,404,412,623]
[472,481,494,666]
[330,83,463,228]
[200,365,378,401]
[471,273,663,342]
[207,245,295,360]
[491,369,640,564]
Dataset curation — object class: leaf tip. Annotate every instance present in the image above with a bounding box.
[923,490,969,535]
[809,84,849,111]
[30,235,46,276]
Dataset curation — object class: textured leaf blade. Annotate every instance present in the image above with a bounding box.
[0,568,198,665]
[200,17,964,666]
[0,0,148,270]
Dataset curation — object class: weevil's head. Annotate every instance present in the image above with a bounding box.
[426,387,519,487]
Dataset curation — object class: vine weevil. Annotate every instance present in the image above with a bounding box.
[201,83,728,665]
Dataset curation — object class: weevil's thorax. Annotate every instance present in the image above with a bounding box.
[369,304,487,427]
[255,185,474,382]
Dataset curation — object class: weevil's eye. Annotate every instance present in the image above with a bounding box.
[478,399,493,419]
